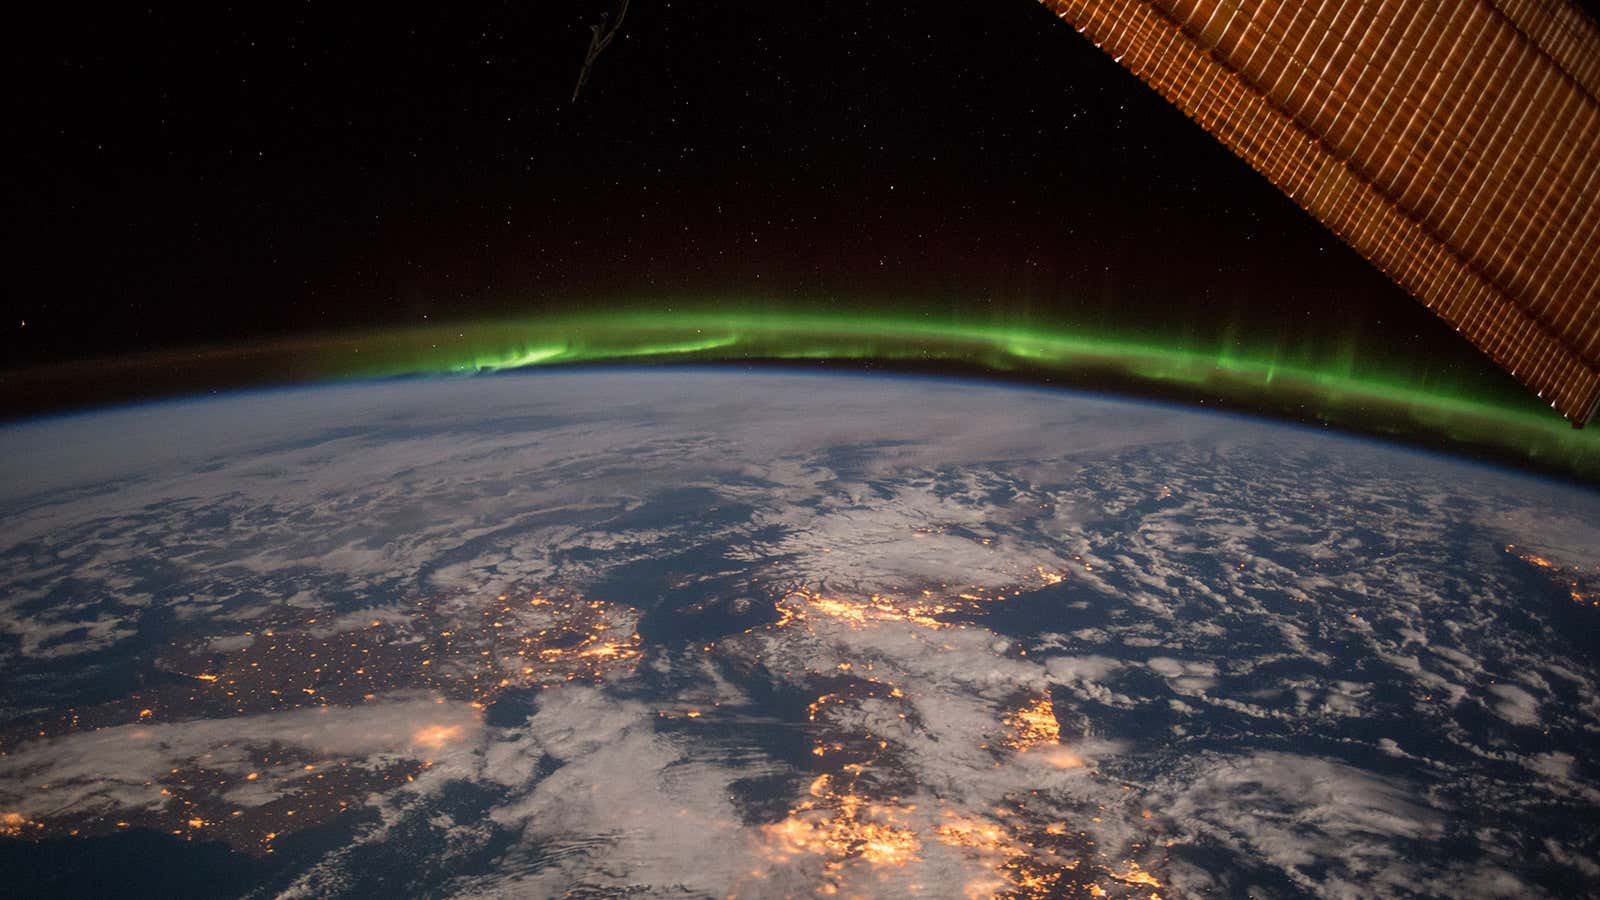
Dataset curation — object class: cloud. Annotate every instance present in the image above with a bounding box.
[0,695,486,825]
[1156,753,1451,894]
[3,371,1600,894]
[1486,683,1541,727]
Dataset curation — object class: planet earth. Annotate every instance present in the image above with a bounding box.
[1,369,1598,898]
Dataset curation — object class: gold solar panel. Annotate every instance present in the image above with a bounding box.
[1041,0,1600,425]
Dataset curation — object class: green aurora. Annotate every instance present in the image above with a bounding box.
[6,308,1598,483]
[308,309,1600,483]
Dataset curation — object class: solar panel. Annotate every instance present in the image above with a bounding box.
[1042,0,1600,424]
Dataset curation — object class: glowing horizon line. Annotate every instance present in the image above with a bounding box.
[6,306,1596,481]
[330,309,1547,418]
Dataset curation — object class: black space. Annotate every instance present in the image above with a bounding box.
[5,0,1575,394]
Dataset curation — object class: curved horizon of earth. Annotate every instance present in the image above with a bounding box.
[1,369,1597,898]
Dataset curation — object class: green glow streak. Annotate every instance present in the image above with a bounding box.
[446,334,741,373]
[310,308,1600,482]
